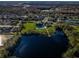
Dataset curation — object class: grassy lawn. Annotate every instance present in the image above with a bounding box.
[21,22,36,33]
[72,26,79,32]
[35,25,55,34]
[21,22,56,34]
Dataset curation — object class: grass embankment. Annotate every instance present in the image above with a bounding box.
[60,23,79,57]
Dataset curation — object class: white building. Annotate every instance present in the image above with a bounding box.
[0,35,4,46]
[0,35,14,46]
[41,10,53,13]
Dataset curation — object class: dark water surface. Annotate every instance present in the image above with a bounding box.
[36,23,45,28]
[8,27,69,58]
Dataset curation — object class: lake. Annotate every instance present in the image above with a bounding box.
[14,27,69,58]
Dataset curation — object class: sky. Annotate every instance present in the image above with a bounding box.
[0,0,79,1]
